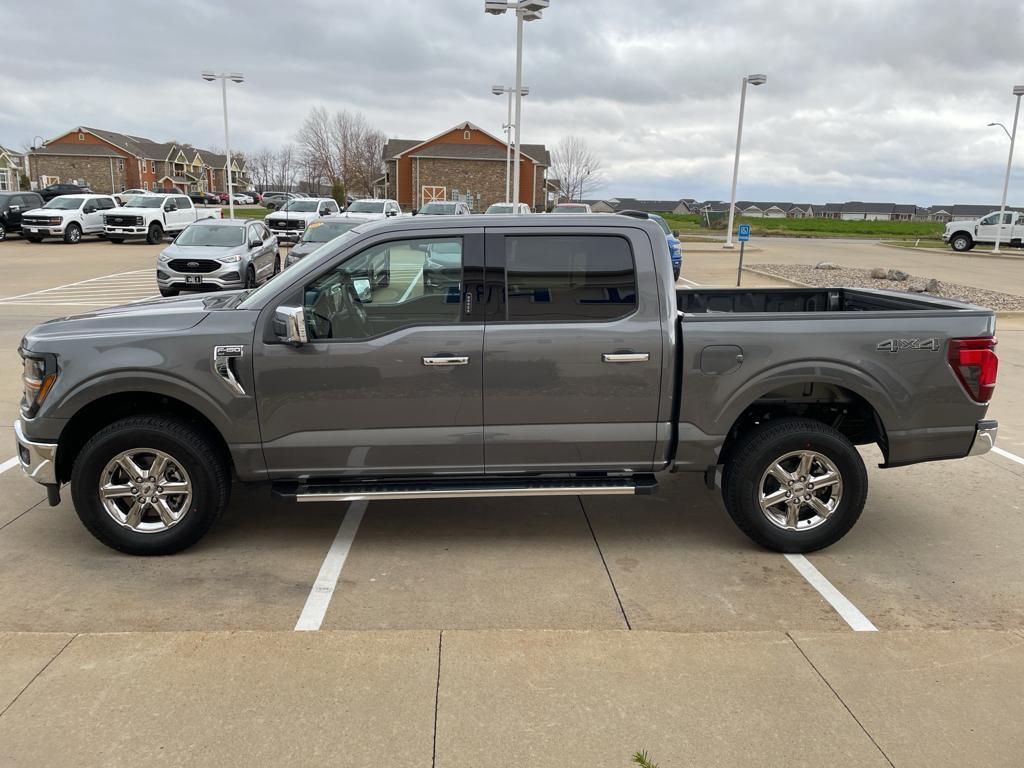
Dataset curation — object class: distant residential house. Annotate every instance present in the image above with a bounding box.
[892,204,917,221]
[817,203,843,219]
[789,204,814,218]
[840,202,895,221]
[0,145,27,191]
[949,204,1001,221]
[27,126,248,194]
[735,201,792,219]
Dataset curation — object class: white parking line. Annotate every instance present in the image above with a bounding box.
[294,501,367,631]
[0,269,158,307]
[992,446,1024,467]
[785,553,878,631]
[0,456,20,474]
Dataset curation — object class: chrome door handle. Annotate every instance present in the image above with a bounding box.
[602,352,649,363]
[422,356,470,366]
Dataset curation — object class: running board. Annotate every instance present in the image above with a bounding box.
[273,475,658,503]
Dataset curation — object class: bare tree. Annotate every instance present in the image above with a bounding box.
[272,144,299,191]
[294,106,386,197]
[248,148,275,192]
[550,136,603,202]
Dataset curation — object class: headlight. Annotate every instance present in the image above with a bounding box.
[158,251,171,262]
[218,254,242,263]
[21,353,57,418]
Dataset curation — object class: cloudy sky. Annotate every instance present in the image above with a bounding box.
[2,0,1022,205]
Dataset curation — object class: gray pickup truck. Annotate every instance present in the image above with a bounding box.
[15,215,999,555]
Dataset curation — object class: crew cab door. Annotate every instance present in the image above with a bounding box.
[81,197,109,232]
[975,211,1011,242]
[481,227,666,473]
[252,230,486,478]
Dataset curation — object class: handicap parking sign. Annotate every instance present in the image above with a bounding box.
[737,224,750,242]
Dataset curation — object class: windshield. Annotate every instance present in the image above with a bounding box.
[650,215,671,236]
[347,201,385,214]
[280,200,319,212]
[301,220,360,243]
[239,228,363,308]
[125,197,165,208]
[486,204,513,214]
[420,202,457,215]
[43,197,84,210]
[175,224,245,247]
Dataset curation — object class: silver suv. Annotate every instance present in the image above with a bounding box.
[157,219,280,296]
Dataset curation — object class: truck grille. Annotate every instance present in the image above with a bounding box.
[269,218,302,229]
[168,259,220,274]
[22,216,61,226]
[104,214,144,226]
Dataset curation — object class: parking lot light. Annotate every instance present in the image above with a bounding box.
[493,85,530,203]
[992,85,1024,254]
[201,71,245,219]
[485,1,548,208]
[724,73,767,250]
[988,122,1012,141]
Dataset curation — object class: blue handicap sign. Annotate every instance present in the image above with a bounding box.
[737,224,750,242]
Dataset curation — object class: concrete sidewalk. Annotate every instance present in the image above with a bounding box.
[2,629,1021,767]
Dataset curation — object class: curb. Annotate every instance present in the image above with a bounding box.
[875,241,1024,261]
[740,267,1024,319]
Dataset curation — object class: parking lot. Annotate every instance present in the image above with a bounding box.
[1,236,1023,766]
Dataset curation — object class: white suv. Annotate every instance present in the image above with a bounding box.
[20,194,118,244]
[485,202,531,214]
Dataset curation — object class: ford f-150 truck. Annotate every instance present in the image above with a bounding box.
[943,210,1024,251]
[15,215,999,556]
[264,198,340,242]
[103,193,221,244]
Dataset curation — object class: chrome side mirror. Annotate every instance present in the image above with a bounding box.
[274,305,307,345]
[352,277,373,303]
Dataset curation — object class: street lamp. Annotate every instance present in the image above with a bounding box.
[485,1,549,207]
[988,122,1012,141]
[201,71,245,219]
[992,85,1024,254]
[492,84,530,203]
[724,73,767,249]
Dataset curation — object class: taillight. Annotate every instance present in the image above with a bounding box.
[947,337,998,403]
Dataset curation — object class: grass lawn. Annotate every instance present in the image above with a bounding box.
[222,207,271,219]
[660,213,945,240]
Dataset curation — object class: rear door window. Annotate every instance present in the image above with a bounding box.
[503,235,637,322]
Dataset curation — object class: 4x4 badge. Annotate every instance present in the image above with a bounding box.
[876,338,940,353]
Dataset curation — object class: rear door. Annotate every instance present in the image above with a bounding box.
[482,226,666,473]
[82,197,107,232]
[174,196,194,229]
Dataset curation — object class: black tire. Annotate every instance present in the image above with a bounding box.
[721,418,868,553]
[109,237,125,244]
[950,233,973,252]
[63,222,82,244]
[272,253,281,276]
[244,265,256,289]
[0,223,6,241]
[25,236,43,243]
[673,266,681,281]
[145,222,163,245]
[70,415,230,555]
[159,287,179,297]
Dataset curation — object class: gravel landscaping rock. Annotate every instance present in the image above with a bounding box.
[815,261,840,269]
[870,267,888,278]
[887,268,909,281]
[746,263,1024,312]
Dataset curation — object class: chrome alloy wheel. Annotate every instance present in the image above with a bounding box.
[758,450,843,532]
[99,448,193,533]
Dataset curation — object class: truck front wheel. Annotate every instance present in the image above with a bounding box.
[950,233,974,252]
[63,223,82,244]
[146,222,164,245]
[70,415,230,555]
[722,418,867,553]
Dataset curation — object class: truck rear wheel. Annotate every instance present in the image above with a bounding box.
[70,415,230,555]
[146,222,163,245]
[950,233,973,252]
[722,418,867,553]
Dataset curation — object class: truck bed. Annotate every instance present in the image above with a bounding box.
[676,287,990,316]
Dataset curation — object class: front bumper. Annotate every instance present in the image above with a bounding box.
[22,223,65,236]
[967,419,998,456]
[104,225,149,239]
[270,228,302,242]
[157,266,243,291]
[14,419,57,485]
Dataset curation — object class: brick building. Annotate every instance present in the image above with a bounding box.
[0,145,28,191]
[27,127,248,195]
[381,122,549,212]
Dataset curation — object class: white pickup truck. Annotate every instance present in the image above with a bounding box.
[944,210,1024,251]
[103,193,221,244]
[264,197,341,242]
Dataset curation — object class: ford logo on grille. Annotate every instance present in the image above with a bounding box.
[114,218,123,223]
[187,261,200,268]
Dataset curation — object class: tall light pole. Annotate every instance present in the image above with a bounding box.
[991,85,1024,254]
[492,84,529,203]
[201,71,244,219]
[724,73,767,249]
[485,1,548,207]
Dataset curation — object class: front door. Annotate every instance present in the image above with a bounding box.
[482,229,665,473]
[975,212,1010,242]
[253,231,485,478]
